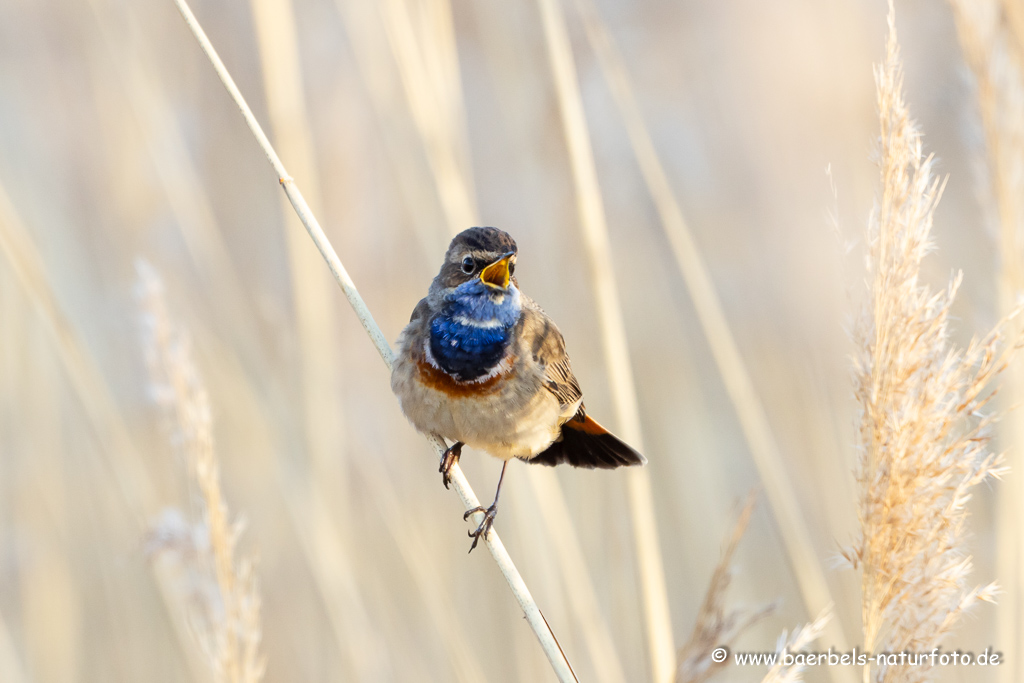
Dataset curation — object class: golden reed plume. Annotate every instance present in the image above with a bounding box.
[842,3,1022,682]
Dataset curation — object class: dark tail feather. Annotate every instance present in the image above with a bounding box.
[530,412,647,469]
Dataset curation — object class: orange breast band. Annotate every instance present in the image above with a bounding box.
[415,356,508,397]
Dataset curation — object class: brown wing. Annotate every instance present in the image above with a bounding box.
[520,303,583,414]
[544,356,584,415]
[522,301,646,469]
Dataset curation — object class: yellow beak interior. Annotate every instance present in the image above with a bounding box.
[480,254,513,289]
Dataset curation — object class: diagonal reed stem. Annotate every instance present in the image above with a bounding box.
[170,1,577,679]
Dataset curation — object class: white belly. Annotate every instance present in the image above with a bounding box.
[391,346,563,460]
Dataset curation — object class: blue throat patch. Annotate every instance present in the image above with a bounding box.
[429,280,521,381]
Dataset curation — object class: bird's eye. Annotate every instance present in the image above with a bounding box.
[461,256,475,274]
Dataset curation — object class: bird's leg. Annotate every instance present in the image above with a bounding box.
[464,461,508,553]
[440,441,463,490]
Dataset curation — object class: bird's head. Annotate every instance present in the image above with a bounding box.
[429,227,521,323]
[431,226,518,295]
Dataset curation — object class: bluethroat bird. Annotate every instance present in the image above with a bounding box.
[391,227,646,552]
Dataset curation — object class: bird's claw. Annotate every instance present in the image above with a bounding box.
[440,442,463,490]
[464,504,497,553]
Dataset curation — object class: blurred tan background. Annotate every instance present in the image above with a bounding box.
[0,0,1013,681]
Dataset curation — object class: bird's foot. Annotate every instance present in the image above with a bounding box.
[464,503,498,553]
[440,442,463,490]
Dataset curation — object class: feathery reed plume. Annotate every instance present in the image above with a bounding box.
[675,492,776,683]
[946,5,1024,681]
[841,4,1020,681]
[760,608,833,683]
[137,261,265,683]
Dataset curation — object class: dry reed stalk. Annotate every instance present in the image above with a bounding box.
[945,5,1024,682]
[535,0,675,678]
[170,2,577,679]
[138,262,265,683]
[842,4,1020,681]
[569,4,856,677]
[759,608,833,683]
[675,492,777,683]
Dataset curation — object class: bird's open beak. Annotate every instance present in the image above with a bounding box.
[479,252,515,290]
